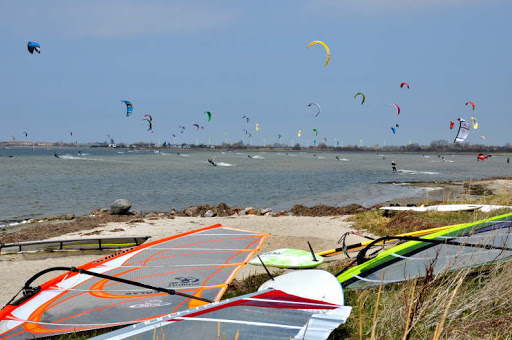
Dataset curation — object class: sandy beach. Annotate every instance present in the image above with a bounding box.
[1,176,510,307]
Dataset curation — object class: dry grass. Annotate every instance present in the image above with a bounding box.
[331,261,512,340]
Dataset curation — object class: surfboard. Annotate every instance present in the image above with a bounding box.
[249,248,324,268]
[379,204,512,212]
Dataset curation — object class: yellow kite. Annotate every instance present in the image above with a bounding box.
[306,41,331,67]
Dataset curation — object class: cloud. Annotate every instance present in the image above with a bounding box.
[0,0,241,39]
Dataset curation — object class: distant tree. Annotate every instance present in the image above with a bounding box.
[292,143,301,150]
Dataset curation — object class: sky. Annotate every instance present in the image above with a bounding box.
[1,0,511,146]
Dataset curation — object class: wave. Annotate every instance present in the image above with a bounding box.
[337,158,349,161]
[251,155,265,159]
[216,162,234,167]
[59,154,103,161]
[398,169,440,175]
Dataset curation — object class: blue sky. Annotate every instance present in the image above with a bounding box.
[1,0,511,146]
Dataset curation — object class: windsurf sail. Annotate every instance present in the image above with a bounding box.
[337,212,512,289]
[454,118,470,143]
[0,225,268,339]
[318,225,459,258]
[0,236,150,254]
[91,270,352,340]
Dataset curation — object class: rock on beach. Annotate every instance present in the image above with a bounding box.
[110,199,132,215]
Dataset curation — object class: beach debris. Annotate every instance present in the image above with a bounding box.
[184,206,200,217]
[0,225,269,339]
[110,199,132,215]
[90,270,351,340]
[64,213,75,220]
[290,204,368,216]
[336,212,512,289]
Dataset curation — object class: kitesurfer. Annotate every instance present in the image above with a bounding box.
[336,156,340,160]
[508,157,510,164]
[54,153,60,158]
[78,151,82,155]
[391,161,397,173]
[247,155,252,159]
[207,157,216,166]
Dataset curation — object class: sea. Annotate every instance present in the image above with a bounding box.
[1,147,511,227]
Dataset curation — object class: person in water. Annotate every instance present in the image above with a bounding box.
[336,155,340,160]
[391,161,397,173]
[247,155,252,159]
[54,153,60,158]
[508,157,510,164]
[207,157,216,166]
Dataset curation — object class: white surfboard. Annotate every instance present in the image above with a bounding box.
[380,204,512,212]
[259,270,345,305]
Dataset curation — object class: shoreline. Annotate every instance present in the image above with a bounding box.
[1,176,511,306]
[2,175,510,242]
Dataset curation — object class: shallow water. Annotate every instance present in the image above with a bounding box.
[1,147,511,225]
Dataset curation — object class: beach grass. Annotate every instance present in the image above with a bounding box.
[328,261,512,340]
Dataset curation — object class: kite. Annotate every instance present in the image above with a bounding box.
[400,82,409,89]
[306,40,331,67]
[481,136,486,139]
[143,114,153,121]
[466,101,476,110]
[323,137,327,143]
[278,134,282,139]
[308,103,321,117]
[204,111,212,122]
[243,115,249,123]
[27,42,41,54]
[454,118,470,143]
[354,93,365,105]
[392,103,400,115]
[297,130,302,137]
[255,124,260,131]
[179,126,185,133]
[69,132,73,137]
[450,121,455,129]
[477,153,491,161]
[471,117,479,129]
[193,124,200,130]
[22,132,28,137]
[243,129,249,135]
[121,100,133,117]
[312,129,319,136]
[143,118,153,132]
[391,127,396,134]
